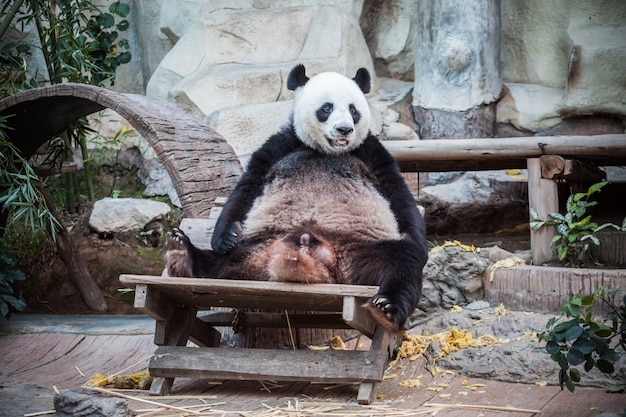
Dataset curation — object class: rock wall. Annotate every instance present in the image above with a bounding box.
[3,1,625,234]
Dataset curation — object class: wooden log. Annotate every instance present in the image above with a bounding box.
[39,186,107,312]
[527,158,558,265]
[539,155,606,183]
[382,134,626,172]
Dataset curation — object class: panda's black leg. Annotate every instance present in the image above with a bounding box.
[349,239,427,332]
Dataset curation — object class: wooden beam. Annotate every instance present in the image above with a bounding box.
[382,134,626,172]
[149,346,388,384]
[527,158,558,265]
[198,311,350,329]
[342,296,376,338]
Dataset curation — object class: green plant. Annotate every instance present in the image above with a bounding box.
[0,115,60,237]
[539,286,625,392]
[530,181,626,266]
[0,242,27,319]
[1,0,132,209]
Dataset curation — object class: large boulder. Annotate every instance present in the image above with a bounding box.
[89,198,171,234]
[146,3,374,157]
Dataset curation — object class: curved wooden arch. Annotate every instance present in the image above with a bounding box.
[0,83,242,217]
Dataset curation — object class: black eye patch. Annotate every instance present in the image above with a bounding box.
[349,104,361,124]
[316,103,333,122]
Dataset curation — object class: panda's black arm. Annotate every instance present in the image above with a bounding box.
[353,136,426,242]
[211,129,301,254]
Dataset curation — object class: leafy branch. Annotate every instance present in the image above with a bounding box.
[539,286,624,392]
[0,115,60,238]
[530,181,626,266]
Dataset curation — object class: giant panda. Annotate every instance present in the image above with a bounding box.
[164,64,428,332]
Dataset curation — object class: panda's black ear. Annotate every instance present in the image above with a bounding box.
[352,68,371,94]
[287,64,309,91]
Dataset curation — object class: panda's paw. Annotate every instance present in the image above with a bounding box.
[163,228,194,277]
[213,222,243,254]
[165,228,191,251]
[364,294,402,334]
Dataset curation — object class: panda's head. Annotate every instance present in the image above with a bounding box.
[287,64,372,154]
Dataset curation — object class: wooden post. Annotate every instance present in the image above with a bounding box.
[413,0,501,139]
[527,158,558,265]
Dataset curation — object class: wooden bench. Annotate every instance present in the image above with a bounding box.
[119,201,394,404]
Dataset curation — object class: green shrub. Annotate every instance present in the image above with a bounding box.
[539,287,625,392]
[530,181,626,266]
[0,243,27,319]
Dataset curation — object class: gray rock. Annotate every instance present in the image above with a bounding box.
[54,389,130,417]
[465,300,491,310]
[88,198,170,234]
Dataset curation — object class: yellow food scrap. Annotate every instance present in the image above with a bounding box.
[457,391,468,396]
[517,332,539,342]
[535,381,548,387]
[495,303,515,318]
[399,379,422,388]
[438,383,450,388]
[450,305,463,313]
[489,256,525,282]
[397,328,508,362]
[430,240,476,253]
[505,169,526,181]
[439,393,452,398]
[461,379,469,387]
[86,373,109,387]
[86,371,151,389]
[383,374,398,380]
[377,394,385,399]
[428,387,443,392]
[330,336,346,350]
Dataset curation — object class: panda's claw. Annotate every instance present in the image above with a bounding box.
[166,227,191,250]
[364,294,401,334]
[213,222,243,254]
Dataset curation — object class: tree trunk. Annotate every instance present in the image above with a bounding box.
[39,187,108,312]
[413,0,501,139]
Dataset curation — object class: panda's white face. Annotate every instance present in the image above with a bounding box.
[292,71,372,155]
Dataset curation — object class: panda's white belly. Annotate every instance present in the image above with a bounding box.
[242,152,401,241]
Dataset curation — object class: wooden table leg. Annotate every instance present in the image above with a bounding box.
[134,285,198,395]
[357,326,390,405]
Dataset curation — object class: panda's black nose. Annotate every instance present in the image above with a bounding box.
[336,126,353,136]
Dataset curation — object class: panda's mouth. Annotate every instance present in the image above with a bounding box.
[327,138,349,148]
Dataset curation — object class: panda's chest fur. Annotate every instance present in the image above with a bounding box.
[242,150,401,242]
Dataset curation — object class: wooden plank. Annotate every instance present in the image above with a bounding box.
[527,158,558,265]
[149,346,388,383]
[120,275,379,312]
[382,134,626,172]
[342,296,376,338]
[189,317,222,347]
[199,311,350,329]
[177,218,215,250]
[357,327,390,405]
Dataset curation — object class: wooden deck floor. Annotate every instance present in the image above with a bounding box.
[1,315,623,416]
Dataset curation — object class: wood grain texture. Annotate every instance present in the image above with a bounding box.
[0,83,242,218]
[383,134,626,172]
[149,346,388,383]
